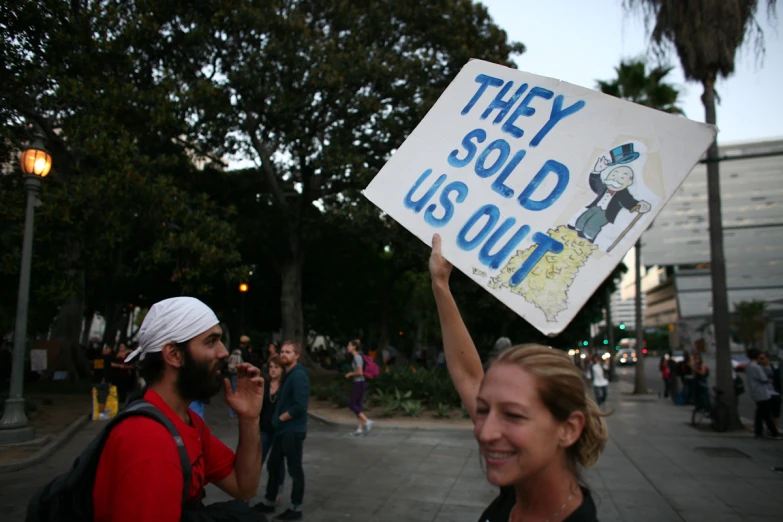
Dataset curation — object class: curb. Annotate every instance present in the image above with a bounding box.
[0,413,91,474]
[307,411,473,432]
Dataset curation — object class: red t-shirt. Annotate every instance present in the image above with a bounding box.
[93,390,235,522]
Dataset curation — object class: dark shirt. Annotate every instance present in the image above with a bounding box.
[260,379,283,435]
[478,486,598,522]
[272,364,310,434]
[93,355,115,383]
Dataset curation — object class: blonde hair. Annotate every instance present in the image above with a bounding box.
[494,344,608,470]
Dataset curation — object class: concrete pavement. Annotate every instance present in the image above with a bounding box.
[2,382,782,521]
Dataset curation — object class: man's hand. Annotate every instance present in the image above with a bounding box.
[224,363,264,419]
[593,155,610,173]
[631,201,652,214]
[279,411,292,422]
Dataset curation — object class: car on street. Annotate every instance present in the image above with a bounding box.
[615,348,637,365]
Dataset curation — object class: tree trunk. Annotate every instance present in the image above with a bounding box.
[279,254,323,373]
[702,76,742,429]
[280,259,304,346]
[51,268,88,380]
[633,240,646,394]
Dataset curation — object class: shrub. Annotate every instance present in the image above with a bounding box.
[401,399,423,417]
[434,403,452,419]
[380,405,397,418]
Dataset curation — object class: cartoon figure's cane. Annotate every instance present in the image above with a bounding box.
[607,211,644,253]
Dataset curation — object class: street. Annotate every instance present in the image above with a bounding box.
[614,354,759,422]
[2,382,782,521]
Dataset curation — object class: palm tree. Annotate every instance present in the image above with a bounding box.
[734,300,768,351]
[622,0,777,430]
[596,58,684,395]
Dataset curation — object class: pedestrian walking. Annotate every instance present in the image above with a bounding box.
[746,349,780,439]
[254,341,310,520]
[590,355,609,406]
[227,348,243,418]
[428,234,605,522]
[345,339,374,435]
[261,356,286,500]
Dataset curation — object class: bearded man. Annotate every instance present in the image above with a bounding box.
[92,297,264,521]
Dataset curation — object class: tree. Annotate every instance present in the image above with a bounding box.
[596,57,684,394]
[733,300,768,351]
[623,0,778,428]
[191,0,524,347]
[1,1,245,375]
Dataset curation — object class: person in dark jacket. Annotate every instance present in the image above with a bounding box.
[254,341,310,520]
[260,356,286,499]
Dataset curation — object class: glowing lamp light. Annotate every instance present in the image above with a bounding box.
[20,142,52,177]
[239,283,249,293]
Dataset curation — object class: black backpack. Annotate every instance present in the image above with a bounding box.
[26,400,191,522]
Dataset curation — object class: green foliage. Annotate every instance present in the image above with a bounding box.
[379,405,397,418]
[373,387,413,411]
[400,400,423,417]
[596,59,684,115]
[434,403,452,419]
[373,367,461,407]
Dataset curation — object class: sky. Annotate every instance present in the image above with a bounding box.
[480,0,783,144]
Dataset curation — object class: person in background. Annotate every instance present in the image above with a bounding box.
[345,339,374,436]
[227,348,244,418]
[590,355,609,407]
[690,353,710,410]
[239,335,260,368]
[265,343,279,372]
[260,356,286,500]
[428,234,605,522]
[679,353,695,405]
[746,349,780,439]
[92,345,116,420]
[659,352,672,399]
[255,341,310,520]
[759,351,781,432]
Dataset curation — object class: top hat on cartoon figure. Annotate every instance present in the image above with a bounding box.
[607,143,640,165]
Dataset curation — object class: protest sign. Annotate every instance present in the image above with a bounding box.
[363,59,716,336]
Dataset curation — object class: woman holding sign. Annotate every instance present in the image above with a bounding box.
[428,234,606,522]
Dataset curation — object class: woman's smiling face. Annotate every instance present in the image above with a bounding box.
[474,363,568,486]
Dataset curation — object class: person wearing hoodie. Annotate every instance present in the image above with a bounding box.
[254,341,310,520]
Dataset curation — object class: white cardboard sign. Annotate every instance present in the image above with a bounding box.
[363,60,716,336]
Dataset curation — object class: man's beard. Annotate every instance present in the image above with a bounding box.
[177,347,226,402]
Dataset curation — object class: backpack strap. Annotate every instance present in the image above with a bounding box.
[70,400,192,508]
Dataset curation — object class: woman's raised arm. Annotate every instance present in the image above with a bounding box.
[429,234,484,422]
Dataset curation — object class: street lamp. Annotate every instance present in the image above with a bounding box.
[238,283,248,336]
[0,135,52,444]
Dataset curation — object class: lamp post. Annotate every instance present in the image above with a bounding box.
[0,136,52,444]
[238,283,249,336]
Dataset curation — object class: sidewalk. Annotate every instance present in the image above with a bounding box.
[1,384,781,521]
[592,381,783,521]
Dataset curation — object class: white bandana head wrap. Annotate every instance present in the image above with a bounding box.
[125,297,220,362]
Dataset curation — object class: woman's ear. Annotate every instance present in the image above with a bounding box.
[161,342,184,369]
[559,410,586,449]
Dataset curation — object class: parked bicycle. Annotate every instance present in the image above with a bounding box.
[691,386,730,432]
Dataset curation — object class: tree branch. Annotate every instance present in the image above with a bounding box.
[248,127,288,211]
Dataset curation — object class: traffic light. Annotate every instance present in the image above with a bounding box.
[583,341,589,346]
[619,324,626,330]
[603,339,609,345]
